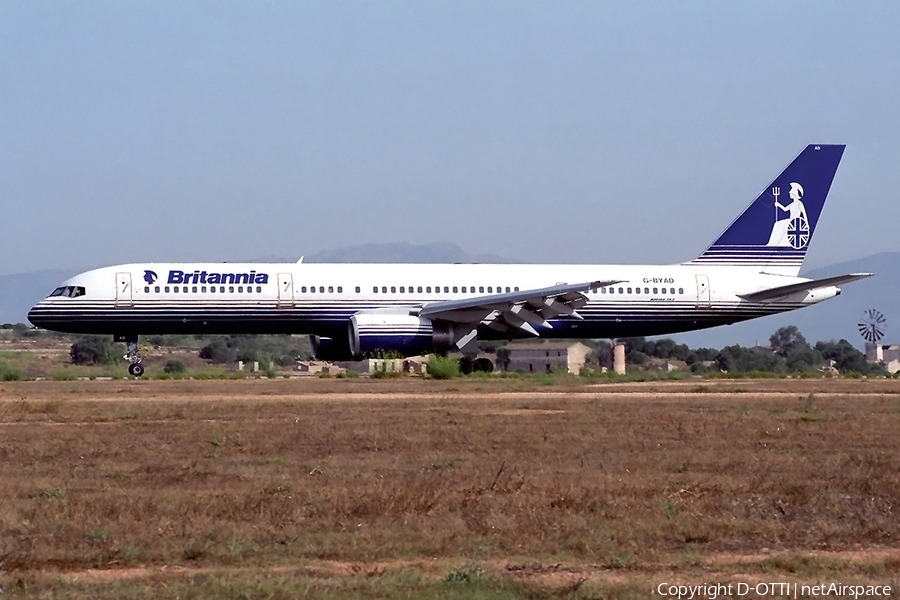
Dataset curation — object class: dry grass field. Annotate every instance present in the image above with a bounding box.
[2,377,900,598]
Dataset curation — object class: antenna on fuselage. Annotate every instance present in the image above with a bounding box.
[297,256,304,264]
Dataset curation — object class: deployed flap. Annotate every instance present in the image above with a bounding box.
[739,273,872,302]
[417,280,621,341]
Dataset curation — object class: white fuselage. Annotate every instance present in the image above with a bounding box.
[27,261,837,341]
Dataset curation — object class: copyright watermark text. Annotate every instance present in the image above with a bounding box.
[656,582,892,598]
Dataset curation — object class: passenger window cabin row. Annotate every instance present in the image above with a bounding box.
[593,286,684,295]
[299,286,524,294]
[139,284,686,296]
[372,285,518,294]
[143,285,263,294]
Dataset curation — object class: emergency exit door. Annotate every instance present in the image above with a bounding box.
[695,274,711,308]
[277,273,294,308]
[115,272,133,308]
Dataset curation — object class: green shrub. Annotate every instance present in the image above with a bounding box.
[199,340,237,364]
[371,361,402,378]
[163,359,186,374]
[192,368,228,380]
[744,370,784,379]
[70,336,118,365]
[0,363,22,381]
[51,369,78,381]
[426,356,459,380]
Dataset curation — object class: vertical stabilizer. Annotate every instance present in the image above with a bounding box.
[687,144,844,276]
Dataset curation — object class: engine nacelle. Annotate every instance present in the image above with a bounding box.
[349,312,454,358]
[309,335,354,361]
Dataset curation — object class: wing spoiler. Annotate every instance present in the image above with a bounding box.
[739,273,873,302]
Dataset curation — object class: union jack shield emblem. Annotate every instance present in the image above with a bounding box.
[787,216,810,249]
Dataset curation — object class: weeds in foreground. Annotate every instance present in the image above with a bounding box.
[2,379,900,589]
[426,356,460,379]
[0,362,23,381]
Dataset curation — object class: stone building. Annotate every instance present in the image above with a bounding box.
[505,341,592,375]
[866,342,900,374]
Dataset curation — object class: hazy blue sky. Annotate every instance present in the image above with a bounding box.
[2,2,898,276]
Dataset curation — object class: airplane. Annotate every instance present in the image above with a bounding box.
[28,144,871,377]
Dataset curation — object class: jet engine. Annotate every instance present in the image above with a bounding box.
[348,312,456,358]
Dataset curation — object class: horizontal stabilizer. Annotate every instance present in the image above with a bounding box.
[739,273,872,302]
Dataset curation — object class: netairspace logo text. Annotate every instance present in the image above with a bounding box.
[656,582,892,599]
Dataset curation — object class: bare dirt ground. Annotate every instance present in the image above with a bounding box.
[1,377,900,598]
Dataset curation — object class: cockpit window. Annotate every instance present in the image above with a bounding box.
[50,286,86,298]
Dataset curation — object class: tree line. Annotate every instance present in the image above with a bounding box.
[1,323,888,376]
[605,325,881,376]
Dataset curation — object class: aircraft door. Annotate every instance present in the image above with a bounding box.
[277,273,294,308]
[695,274,711,308]
[115,272,133,308]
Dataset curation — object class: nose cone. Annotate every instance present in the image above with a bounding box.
[27,303,47,328]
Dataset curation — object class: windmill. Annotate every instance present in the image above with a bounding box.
[858,309,886,344]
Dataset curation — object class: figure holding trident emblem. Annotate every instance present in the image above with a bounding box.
[766,182,809,248]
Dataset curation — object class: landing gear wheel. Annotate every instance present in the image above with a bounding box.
[472,358,494,373]
[118,335,145,377]
[458,356,473,375]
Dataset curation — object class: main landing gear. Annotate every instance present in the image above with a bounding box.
[116,334,145,377]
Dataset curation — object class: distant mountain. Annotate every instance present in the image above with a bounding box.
[250,242,521,264]
[304,241,521,264]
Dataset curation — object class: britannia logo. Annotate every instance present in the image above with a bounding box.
[143,270,158,285]
[766,182,809,249]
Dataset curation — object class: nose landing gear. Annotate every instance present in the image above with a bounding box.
[116,334,145,378]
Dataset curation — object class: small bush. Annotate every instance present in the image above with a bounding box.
[70,336,119,365]
[163,359,186,374]
[199,340,237,364]
[51,369,78,381]
[192,368,229,380]
[0,363,22,381]
[426,356,459,380]
[371,367,402,379]
[371,360,402,379]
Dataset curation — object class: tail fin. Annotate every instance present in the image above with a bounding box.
[687,144,845,276]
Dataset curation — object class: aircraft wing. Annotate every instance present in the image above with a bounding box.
[415,279,622,349]
[739,273,873,302]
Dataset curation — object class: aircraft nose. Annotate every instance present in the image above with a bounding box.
[28,303,47,328]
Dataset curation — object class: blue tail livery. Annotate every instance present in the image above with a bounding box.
[688,144,845,275]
